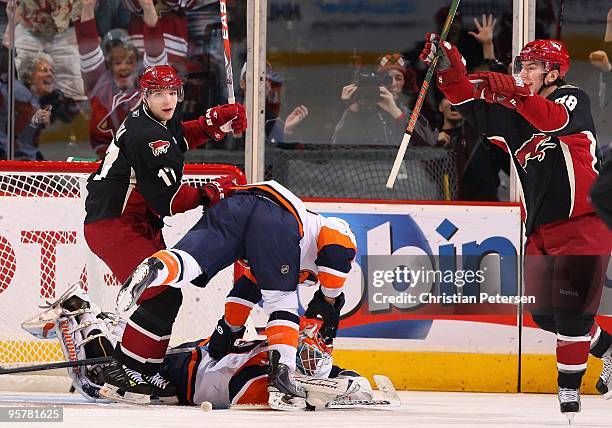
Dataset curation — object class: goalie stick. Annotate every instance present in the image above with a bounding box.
[328,375,400,409]
[385,0,462,189]
[230,375,401,411]
[0,345,203,375]
[0,356,112,375]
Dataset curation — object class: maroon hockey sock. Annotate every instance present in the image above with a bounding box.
[556,332,591,389]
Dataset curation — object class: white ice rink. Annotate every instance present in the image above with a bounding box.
[2,390,612,428]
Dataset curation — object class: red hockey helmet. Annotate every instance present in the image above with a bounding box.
[140,65,184,101]
[514,39,570,78]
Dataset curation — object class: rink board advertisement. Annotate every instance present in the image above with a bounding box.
[248,201,524,392]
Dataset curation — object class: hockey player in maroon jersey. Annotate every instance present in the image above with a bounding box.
[420,36,612,420]
[84,64,246,286]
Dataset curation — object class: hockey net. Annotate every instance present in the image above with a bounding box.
[0,161,251,391]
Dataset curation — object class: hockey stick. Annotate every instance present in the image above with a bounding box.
[229,375,401,411]
[219,0,236,104]
[0,345,201,375]
[385,0,462,189]
[0,356,112,375]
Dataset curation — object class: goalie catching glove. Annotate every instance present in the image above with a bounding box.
[304,289,345,342]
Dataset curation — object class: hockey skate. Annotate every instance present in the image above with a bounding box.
[143,373,179,404]
[267,350,306,411]
[558,387,581,424]
[596,348,612,399]
[116,258,164,312]
[100,359,153,404]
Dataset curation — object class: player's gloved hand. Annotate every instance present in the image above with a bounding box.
[208,317,246,360]
[228,103,247,135]
[419,33,467,87]
[201,103,247,141]
[469,72,531,110]
[200,176,236,209]
[304,289,345,341]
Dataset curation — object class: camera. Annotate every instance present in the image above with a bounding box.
[352,69,389,105]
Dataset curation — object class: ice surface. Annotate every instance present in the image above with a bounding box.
[1,390,611,427]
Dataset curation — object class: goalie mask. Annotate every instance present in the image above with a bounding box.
[296,319,332,377]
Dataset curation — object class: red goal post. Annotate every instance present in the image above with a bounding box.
[0,161,251,391]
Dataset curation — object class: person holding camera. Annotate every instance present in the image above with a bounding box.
[332,53,437,146]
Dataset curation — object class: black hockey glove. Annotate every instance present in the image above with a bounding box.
[304,289,345,341]
[208,317,246,360]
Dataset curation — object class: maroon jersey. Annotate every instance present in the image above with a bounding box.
[453,84,601,235]
[84,103,213,224]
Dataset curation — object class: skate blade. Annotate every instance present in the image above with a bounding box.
[564,412,576,425]
[99,384,150,405]
[116,270,148,312]
[602,388,612,400]
[151,395,179,405]
[116,288,136,313]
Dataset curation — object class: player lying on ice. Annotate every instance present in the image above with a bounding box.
[26,285,374,410]
[102,179,357,409]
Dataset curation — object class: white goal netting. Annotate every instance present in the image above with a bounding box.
[0,161,253,391]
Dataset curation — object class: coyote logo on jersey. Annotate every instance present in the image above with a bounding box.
[514,134,557,170]
[149,140,171,156]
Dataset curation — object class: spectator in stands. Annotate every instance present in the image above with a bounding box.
[436,93,508,201]
[123,0,194,67]
[235,62,310,146]
[3,0,87,101]
[332,53,437,146]
[587,7,612,149]
[94,0,132,37]
[77,0,165,158]
[0,52,79,160]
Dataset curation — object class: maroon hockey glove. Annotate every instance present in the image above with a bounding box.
[200,176,237,209]
[200,103,247,141]
[230,103,247,135]
[419,33,467,87]
[469,72,531,110]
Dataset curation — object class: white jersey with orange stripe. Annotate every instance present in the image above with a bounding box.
[191,341,269,408]
[230,180,357,298]
[190,340,333,408]
[300,213,357,298]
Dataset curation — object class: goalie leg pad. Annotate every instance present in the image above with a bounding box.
[53,289,123,400]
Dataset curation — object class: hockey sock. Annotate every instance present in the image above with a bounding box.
[138,250,202,303]
[151,249,202,287]
[556,331,591,389]
[266,310,300,371]
[115,287,183,375]
[225,266,262,328]
[590,324,612,358]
